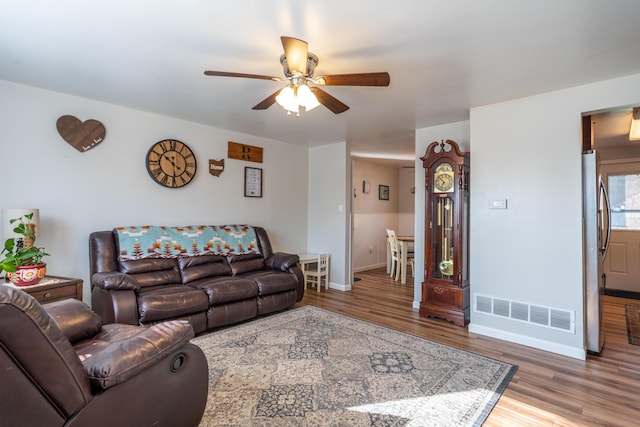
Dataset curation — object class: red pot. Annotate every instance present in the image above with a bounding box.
[7,264,47,286]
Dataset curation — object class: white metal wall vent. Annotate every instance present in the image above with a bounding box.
[474,294,575,333]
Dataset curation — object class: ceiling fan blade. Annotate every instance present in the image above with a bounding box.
[311,87,349,114]
[280,36,309,76]
[251,89,281,110]
[314,72,390,86]
[204,70,282,81]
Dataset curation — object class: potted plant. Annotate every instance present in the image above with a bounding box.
[0,212,49,286]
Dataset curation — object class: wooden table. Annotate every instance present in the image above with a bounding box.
[385,235,415,284]
[5,275,83,304]
[398,236,414,284]
[297,253,320,285]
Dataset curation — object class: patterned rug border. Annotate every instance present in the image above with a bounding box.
[193,305,518,426]
[625,304,640,345]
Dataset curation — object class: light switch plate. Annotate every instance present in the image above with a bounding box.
[490,199,507,209]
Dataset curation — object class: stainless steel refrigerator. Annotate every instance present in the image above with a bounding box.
[582,150,611,354]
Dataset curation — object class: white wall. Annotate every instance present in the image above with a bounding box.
[398,167,415,236]
[308,142,351,290]
[0,80,309,303]
[469,73,640,359]
[414,122,471,308]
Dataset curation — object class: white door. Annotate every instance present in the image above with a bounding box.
[606,230,640,291]
[602,162,640,292]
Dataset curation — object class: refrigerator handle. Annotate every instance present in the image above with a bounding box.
[600,179,611,260]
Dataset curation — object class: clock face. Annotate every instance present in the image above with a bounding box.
[146,139,197,188]
[435,173,454,192]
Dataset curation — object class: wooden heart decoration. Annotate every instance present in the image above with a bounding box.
[56,115,106,152]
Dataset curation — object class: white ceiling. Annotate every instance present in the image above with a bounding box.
[2,1,640,167]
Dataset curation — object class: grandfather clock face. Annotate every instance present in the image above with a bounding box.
[434,163,455,193]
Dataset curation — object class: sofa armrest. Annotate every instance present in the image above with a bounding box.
[82,320,195,390]
[91,272,140,291]
[45,299,103,344]
[265,252,299,272]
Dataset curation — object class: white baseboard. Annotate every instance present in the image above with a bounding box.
[468,323,586,360]
[305,282,351,292]
[353,263,386,273]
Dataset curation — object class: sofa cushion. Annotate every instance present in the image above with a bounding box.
[228,253,265,275]
[178,255,231,284]
[189,277,258,305]
[240,271,298,296]
[119,258,181,289]
[137,286,209,323]
[45,299,103,344]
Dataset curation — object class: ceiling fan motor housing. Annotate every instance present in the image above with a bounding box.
[280,53,319,78]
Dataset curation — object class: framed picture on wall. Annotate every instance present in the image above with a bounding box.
[379,185,389,200]
[244,167,263,197]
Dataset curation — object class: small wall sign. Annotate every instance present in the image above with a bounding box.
[244,167,263,198]
[56,115,106,152]
[209,159,225,177]
[379,185,390,200]
[228,141,263,163]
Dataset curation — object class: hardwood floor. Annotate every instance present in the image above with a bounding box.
[294,267,640,426]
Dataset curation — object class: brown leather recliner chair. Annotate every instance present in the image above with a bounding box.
[0,284,208,427]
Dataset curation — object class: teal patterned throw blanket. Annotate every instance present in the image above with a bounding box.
[116,225,260,261]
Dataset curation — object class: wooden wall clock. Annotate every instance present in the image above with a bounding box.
[146,139,197,188]
[420,139,470,326]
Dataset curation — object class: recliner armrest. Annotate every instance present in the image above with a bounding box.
[264,252,299,272]
[45,299,103,344]
[81,320,194,390]
[91,271,140,291]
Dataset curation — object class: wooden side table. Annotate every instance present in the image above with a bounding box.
[5,275,83,304]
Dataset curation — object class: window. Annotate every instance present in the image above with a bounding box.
[609,174,640,230]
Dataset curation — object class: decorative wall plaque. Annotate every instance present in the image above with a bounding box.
[379,185,390,200]
[209,159,225,177]
[244,167,263,197]
[56,115,106,152]
[228,141,263,163]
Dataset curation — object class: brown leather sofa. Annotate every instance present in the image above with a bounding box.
[89,225,304,333]
[0,284,208,427]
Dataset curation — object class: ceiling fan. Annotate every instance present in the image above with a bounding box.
[204,36,390,115]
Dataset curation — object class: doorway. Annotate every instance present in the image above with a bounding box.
[350,158,415,278]
[590,107,640,297]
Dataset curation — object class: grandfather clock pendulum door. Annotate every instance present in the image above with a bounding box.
[420,139,470,326]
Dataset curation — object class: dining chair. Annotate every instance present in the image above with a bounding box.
[387,229,414,281]
[304,253,330,292]
[386,229,400,280]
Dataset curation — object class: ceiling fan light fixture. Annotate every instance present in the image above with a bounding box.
[297,84,320,111]
[275,84,320,114]
[630,107,640,141]
[275,85,299,113]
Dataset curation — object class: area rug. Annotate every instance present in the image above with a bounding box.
[625,304,640,345]
[192,306,517,426]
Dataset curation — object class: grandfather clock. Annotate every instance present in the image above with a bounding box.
[420,139,470,326]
